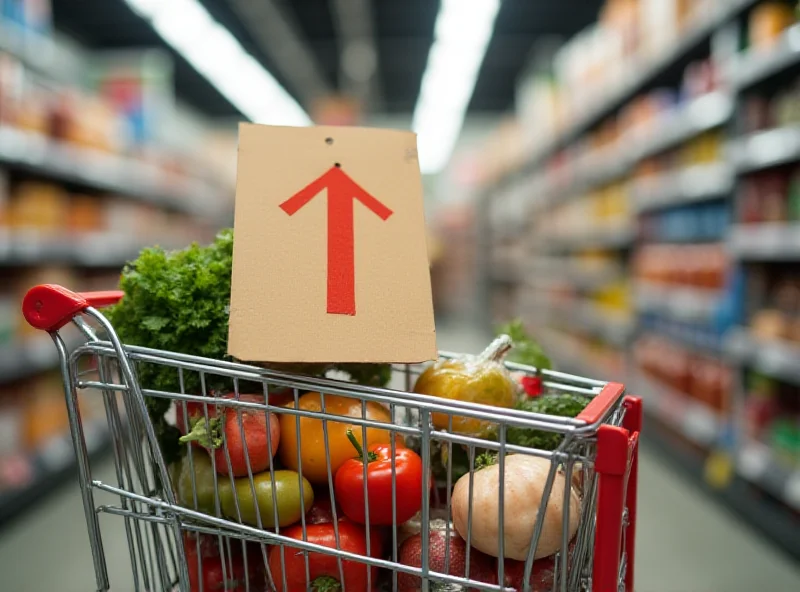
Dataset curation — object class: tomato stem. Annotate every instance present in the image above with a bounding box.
[345,429,378,463]
[179,416,223,449]
[310,575,342,592]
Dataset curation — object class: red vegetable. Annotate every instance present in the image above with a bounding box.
[178,393,280,477]
[267,521,379,592]
[334,430,425,525]
[502,541,574,591]
[397,527,496,591]
[184,532,265,592]
[502,556,556,591]
[520,375,543,398]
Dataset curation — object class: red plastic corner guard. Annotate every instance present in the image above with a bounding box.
[592,395,642,592]
[577,382,625,424]
[22,284,124,332]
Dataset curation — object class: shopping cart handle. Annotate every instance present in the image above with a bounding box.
[22,284,124,332]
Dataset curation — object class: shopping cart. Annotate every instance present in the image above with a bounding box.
[22,284,641,592]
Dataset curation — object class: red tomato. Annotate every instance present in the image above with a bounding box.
[334,430,425,525]
[397,528,496,591]
[267,521,379,592]
[178,393,280,477]
[502,541,574,591]
[183,533,265,592]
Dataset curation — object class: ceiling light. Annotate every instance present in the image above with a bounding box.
[124,0,311,126]
[412,0,501,174]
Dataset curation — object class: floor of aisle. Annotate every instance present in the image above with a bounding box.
[0,324,798,591]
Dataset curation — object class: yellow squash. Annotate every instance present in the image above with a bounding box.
[413,335,517,435]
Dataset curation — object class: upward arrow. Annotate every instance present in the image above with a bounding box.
[279,166,393,316]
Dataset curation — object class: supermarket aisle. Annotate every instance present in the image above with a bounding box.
[0,446,799,591]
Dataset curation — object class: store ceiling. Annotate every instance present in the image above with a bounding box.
[51,0,602,119]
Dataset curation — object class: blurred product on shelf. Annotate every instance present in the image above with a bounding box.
[638,202,730,242]
[0,7,235,211]
[749,1,797,50]
[747,267,800,341]
[738,168,800,224]
[742,371,800,473]
[537,182,632,245]
[0,179,216,254]
[633,244,728,289]
[635,333,732,414]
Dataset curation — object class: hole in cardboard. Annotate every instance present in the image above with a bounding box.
[334,162,341,168]
[325,137,334,145]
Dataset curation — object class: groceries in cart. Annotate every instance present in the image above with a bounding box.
[22,235,640,591]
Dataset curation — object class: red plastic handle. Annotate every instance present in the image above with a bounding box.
[22,284,124,332]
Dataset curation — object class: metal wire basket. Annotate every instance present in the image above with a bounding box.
[22,284,641,592]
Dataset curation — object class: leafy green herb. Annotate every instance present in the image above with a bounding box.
[107,230,241,420]
[507,393,590,450]
[474,451,498,470]
[496,319,552,371]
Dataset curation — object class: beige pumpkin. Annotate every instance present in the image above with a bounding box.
[451,454,580,560]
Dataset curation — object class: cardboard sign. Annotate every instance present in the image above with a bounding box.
[228,123,437,363]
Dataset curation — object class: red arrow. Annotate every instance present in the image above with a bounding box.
[279,166,393,315]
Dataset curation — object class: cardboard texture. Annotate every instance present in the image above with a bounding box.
[228,123,437,363]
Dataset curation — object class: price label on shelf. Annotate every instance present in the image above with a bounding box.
[738,444,770,482]
[704,449,734,490]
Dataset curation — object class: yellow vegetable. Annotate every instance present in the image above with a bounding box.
[413,335,517,435]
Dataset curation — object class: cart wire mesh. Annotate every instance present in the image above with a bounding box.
[27,292,640,592]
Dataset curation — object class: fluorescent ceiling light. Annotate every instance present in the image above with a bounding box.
[412,0,501,174]
[125,0,311,126]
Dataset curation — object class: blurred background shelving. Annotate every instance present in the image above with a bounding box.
[0,1,235,524]
[443,0,800,559]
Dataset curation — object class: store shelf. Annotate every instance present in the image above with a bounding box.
[0,231,171,267]
[634,282,724,322]
[632,370,722,448]
[730,126,800,173]
[728,223,800,260]
[630,91,733,162]
[0,421,110,528]
[639,322,726,356]
[536,298,634,347]
[732,24,800,90]
[0,21,76,83]
[725,328,800,385]
[530,258,625,290]
[520,0,755,172]
[631,163,733,213]
[536,92,732,207]
[540,226,635,252]
[0,126,226,220]
[0,334,84,385]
